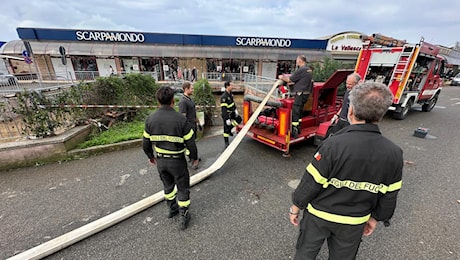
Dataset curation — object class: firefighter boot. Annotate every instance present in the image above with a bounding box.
[180,207,191,230]
[291,126,300,138]
[166,199,179,218]
[224,137,230,148]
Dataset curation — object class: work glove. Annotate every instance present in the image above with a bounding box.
[330,114,338,124]
[226,119,232,126]
[234,109,239,116]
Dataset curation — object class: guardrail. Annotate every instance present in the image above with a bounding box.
[0,71,99,95]
[243,74,280,99]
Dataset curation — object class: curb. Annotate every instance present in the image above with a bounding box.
[0,125,224,171]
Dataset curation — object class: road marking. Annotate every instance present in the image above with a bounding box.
[288,179,300,189]
[117,174,130,186]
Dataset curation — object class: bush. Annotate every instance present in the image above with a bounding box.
[14,73,160,138]
[193,78,216,126]
[310,57,353,95]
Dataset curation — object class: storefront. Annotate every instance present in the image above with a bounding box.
[0,28,330,81]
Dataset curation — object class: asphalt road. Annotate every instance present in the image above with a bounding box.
[1,87,459,260]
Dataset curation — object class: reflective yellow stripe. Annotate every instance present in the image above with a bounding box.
[164,187,177,200]
[143,131,151,138]
[154,147,186,154]
[221,102,235,108]
[292,122,299,126]
[184,129,194,141]
[223,133,230,137]
[306,163,329,187]
[387,180,402,192]
[307,204,370,225]
[178,200,190,207]
[150,135,184,143]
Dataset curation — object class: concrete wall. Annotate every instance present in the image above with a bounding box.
[0,125,91,171]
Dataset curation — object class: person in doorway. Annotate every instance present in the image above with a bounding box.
[109,65,115,75]
[327,73,362,136]
[178,81,200,170]
[289,81,403,259]
[142,86,197,230]
[278,55,313,138]
[220,81,242,148]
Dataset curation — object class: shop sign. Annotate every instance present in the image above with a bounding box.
[236,37,291,48]
[327,33,362,52]
[76,31,145,43]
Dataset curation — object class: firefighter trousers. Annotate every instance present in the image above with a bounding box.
[156,157,190,207]
[294,211,364,260]
[222,115,242,137]
[292,93,310,127]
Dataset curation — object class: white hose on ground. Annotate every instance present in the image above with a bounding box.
[7,79,284,260]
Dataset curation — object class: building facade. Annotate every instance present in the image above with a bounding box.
[1,28,331,82]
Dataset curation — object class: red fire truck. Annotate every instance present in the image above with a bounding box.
[237,69,353,156]
[355,33,445,119]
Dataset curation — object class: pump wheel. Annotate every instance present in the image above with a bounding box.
[393,99,413,120]
[422,94,438,112]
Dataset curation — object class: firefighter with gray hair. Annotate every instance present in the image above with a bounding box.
[290,81,403,259]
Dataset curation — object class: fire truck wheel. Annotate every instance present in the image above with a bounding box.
[393,99,413,120]
[422,95,438,112]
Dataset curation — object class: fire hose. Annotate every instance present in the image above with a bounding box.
[7,79,284,260]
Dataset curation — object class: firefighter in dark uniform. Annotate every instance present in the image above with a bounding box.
[289,82,403,259]
[278,55,313,138]
[142,86,198,230]
[221,80,242,148]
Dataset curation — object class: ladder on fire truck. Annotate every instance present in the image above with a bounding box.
[388,43,420,104]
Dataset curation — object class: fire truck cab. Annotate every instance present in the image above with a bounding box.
[237,69,353,155]
[355,34,445,119]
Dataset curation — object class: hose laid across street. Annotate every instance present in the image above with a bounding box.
[7,80,283,260]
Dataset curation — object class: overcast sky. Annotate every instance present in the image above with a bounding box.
[1,0,459,47]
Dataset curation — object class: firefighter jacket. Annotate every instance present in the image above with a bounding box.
[142,106,197,160]
[290,65,313,93]
[292,123,403,225]
[220,90,237,121]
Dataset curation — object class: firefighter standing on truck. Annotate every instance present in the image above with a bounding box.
[142,86,197,230]
[278,55,313,138]
[221,80,242,148]
[289,82,403,259]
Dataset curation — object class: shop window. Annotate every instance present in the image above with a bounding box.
[71,56,99,80]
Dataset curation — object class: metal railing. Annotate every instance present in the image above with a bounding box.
[243,74,280,99]
[204,72,252,82]
[0,71,100,95]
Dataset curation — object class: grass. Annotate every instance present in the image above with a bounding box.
[77,120,144,149]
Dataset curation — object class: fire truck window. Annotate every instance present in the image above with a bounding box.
[433,61,440,75]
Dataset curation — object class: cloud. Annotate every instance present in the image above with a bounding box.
[0,0,459,46]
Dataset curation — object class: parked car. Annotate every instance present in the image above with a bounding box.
[451,73,460,86]
[0,72,19,86]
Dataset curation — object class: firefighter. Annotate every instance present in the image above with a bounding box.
[327,73,362,136]
[278,55,313,138]
[289,82,403,259]
[221,80,242,148]
[142,86,198,230]
[178,81,200,170]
